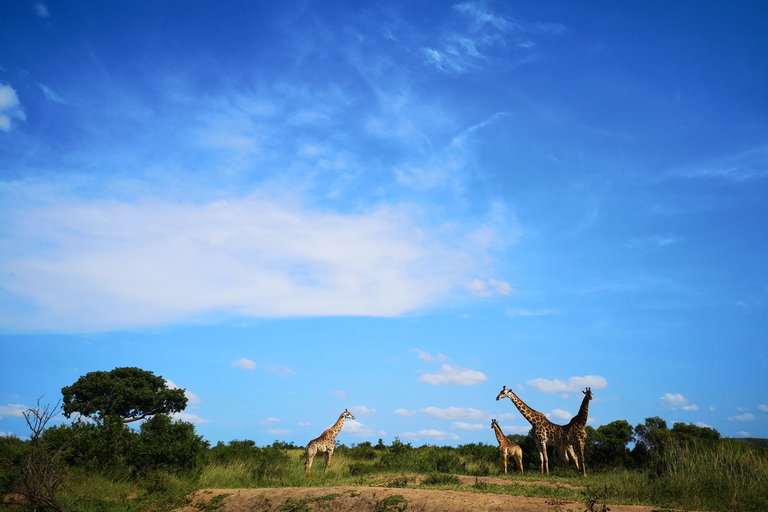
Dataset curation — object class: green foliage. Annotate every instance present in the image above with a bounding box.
[586,420,634,469]
[43,416,136,470]
[0,434,27,496]
[421,473,461,486]
[373,494,409,512]
[61,367,188,423]
[130,414,209,473]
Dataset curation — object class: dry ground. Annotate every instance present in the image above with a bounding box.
[176,475,689,512]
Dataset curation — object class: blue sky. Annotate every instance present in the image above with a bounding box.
[1,1,767,446]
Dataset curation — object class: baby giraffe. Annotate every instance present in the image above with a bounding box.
[305,409,355,474]
[491,419,524,474]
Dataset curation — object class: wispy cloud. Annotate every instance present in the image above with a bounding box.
[0,404,29,418]
[464,278,513,297]
[332,390,347,400]
[232,358,257,370]
[394,408,417,417]
[420,406,486,421]
[349,406,377,417]
[660,393,699,411]
[411,349,449,363]
[452,421,485,431]
[401,429,460,441]
[33,2,50,17]
[0,84,25,132]
[728,412,755,422]
[526,375,607,393]
[418,364,488,386]
[674,142,768,181]
[0,189,511,331]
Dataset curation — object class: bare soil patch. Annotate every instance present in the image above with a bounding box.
[175,475,683,512]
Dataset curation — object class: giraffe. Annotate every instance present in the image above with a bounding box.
[305,409,355,474]
[491,418,524,474]
[496,385,576,475]
[561,387,593,476]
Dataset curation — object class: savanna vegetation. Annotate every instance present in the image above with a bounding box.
[1,368,766,511]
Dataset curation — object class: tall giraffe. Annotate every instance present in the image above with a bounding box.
[305,409,355,474]
[491,419,524,474]
[496,385,575,475]
[561,387,593,476]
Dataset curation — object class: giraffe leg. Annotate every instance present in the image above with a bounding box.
[514,448,524,474]
[305,446,315,475]
[324,449,333,473]
[578,441,586,477]
[541,441,550,475]
[567,444,580,471]
[502,450,508,474]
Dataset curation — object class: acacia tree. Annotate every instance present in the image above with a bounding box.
[61,367,187,424]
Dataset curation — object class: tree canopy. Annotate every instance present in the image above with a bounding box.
[61,367,188,423]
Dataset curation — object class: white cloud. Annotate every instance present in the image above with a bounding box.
[261,417,280,425]
[34,2,50,17]
[172,411,210,424]
[737,431,750,437]
[660,393,699,411]
[0,404,28,418]
[411,349,449,363]
[452,421,485,431]
[548,409,572,421]
[344,420,385,438]
[0,192,511,331]
[696,421,712,428]
[465,278,513,297]
[264,364,295,378]
[394,409,417,417]
[348,406,377,417]
[758,405,768,413]
[232,358,256,370]
[507,308,558,318]
[728,413,755,422]
[332,390,347,400]
[497,424,531,434]
[418,364,488,386]
[420,406,486,421]
[0,83,25,132]
[527,375,607,393]
[166,380,202,405]
[267,428,291,436]
[401,429,460,441]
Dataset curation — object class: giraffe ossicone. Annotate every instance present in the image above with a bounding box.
[305,409,355,475]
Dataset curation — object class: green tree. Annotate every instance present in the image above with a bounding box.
[671,422,720,445]
[129,414,208,472]
[61,367,187,424]
[585,420,634,469]
[632,416,672,466]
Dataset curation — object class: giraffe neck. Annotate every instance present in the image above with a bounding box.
[492,423,508,445]
[505,391,541,425]
[326,414,346,439]
[571,394,591,427]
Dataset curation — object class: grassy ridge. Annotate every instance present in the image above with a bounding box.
[33,439,766,512]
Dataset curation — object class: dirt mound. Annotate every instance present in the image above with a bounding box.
[176,483,674,512]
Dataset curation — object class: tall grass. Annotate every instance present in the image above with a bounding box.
[641,439,768,511]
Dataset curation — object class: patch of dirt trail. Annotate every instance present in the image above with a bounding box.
[175,475,685,512]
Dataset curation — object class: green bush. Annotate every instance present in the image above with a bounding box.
[0,435,27,495]
[129,414,208,472]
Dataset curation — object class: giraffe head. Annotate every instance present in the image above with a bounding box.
[496,385,512,401]
[342,409,356,420]
[491,418,498,429]
[583,388,593,401]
